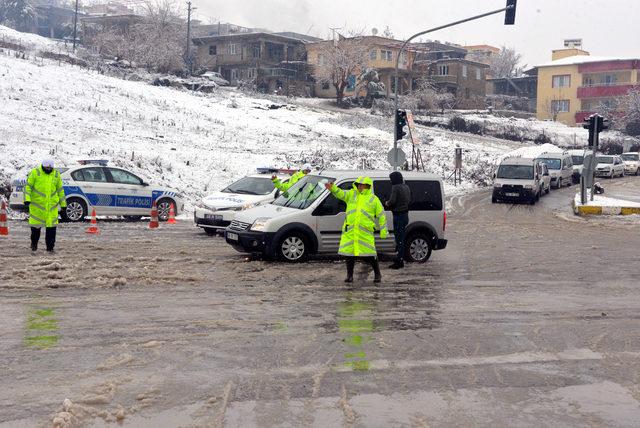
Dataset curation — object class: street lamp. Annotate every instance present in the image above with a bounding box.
[390,1,518,169]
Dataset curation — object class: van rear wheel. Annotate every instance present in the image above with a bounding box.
[405,233,432,263]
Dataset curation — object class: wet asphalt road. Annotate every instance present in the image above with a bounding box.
[1,178,640,427]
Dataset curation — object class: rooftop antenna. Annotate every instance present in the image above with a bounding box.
[371,27,379,36]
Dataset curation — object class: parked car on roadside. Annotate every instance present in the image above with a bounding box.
[201,71,230,86]
[492,157,543,204]
[224,170,447,263]
[194,171,290,235]
[621,152,640,176]
[595,155,625,178]
[9,162,183,222]
[537,152,573,188]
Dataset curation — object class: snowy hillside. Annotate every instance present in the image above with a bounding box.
[0,26,531,211]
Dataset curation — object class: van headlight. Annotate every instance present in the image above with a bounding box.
[250,218,270,231]
[493,183,502,188]
[242,202,260,211]
[523,184,533,189]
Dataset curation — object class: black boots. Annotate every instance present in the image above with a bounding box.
[345,258,355,283]
[345,257,381,283]
[389,259,405,270]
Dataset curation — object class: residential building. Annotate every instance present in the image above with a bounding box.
[306,36,419,99]
[420,58,490,109]
[464,44,501,66]
[80,13,143,44]
[192,32,318,95]
[534,47,640,125]
[30,4,81,39]
[487,74,538,111]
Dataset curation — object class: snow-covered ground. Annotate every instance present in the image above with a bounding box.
[574,192,640,208]
[3,26,615,212]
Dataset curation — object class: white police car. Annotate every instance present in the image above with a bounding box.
[9,161,184,222]
[194,169,291,235]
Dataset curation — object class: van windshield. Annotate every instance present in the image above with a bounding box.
[621,154,639,161]
[272,175,330,209]
[571,155,584,165]
[222,177,275,195]
[538,158,561,170]
[497,165,534,180]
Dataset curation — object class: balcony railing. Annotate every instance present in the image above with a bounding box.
[577,84,638,99]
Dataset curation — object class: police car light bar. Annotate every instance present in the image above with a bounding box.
[77,159,109,166]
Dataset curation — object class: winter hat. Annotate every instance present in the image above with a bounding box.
[42,159,55,168]
[302,163,312,172]
[390,171,404,185]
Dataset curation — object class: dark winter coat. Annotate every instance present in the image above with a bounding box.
[387,172,411,213]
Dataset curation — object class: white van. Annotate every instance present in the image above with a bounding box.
[492,157,544,204]
[537,152,573,188]
[224,170,447,263]
[194,170,291,235]
[568,149,592,184]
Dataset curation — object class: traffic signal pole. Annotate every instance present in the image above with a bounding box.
[390,2,517,170]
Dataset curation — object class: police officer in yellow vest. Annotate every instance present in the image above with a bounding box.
[325,176,388,283]
[271,163,312,193]
[24,159,66,253]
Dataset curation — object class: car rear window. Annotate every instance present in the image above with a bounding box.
[406,180,442,211]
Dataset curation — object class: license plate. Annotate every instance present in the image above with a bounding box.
[227,232,238,241]
[205,214,222,220]
[505,192,519,197]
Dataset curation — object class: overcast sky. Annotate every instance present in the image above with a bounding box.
[191,0,639,67]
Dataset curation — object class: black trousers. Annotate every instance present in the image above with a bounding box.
[31,227,56,251]
[346,256,381,278]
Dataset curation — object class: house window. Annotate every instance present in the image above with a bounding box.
[552,74,571,88]
[551,99,570,113]
[208,45,217,56]
[369,49,377,60]
[227,43,239,55]
[400,51,407,64]
[438,65,449,75]
[317,53,326,66]
[247,68,256,79]
[476,68,481,80]
[252,45,261,58]
[381,50,393,61]
[603,74,617,86]
[321,81,330,90]
[230,69,239,80]
[462,65,467,78]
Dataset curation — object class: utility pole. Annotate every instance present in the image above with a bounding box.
[72,0,79,50]
[186,1,194,75]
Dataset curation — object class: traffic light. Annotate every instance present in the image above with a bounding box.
[395,109,408,141]
[582,114,610,149]
[504,0,517,25]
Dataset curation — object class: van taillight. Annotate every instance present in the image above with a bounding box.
[443,211,447,232]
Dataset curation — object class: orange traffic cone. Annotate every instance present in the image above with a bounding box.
[0,198,9,236]
[149,201,159,229]
[167,203,177,225]
[86,208,100,235]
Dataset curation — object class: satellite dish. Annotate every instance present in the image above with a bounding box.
[371,28,378,36]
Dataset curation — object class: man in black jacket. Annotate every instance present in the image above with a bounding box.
[385,171,411,269]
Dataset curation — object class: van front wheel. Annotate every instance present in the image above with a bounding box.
[278,233,308,262]
[405,233,432,263]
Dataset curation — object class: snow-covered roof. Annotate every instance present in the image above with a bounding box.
[536,55,640,68]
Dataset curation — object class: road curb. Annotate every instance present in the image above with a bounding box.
[574,205,640,216]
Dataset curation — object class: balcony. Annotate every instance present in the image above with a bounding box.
[577,83,638,98]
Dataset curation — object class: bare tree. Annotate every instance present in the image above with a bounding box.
[618,88,640,136]
[381,26,394,39]
[314,36,371,104]
[0,0,37,31]
[489,46,523,78]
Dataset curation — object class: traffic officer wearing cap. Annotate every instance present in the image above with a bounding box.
[271,163,312,193]
[24,159,66,253]
[325,176,388,283]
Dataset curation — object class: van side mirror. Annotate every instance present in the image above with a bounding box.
[141,181,149,187]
